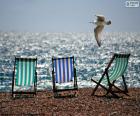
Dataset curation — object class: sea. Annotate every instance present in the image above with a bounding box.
[0,32,140,92]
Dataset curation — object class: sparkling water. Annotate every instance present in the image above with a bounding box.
[0,32,140,92]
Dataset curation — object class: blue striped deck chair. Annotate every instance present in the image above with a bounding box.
[12,57,37,97]
[91,53,130,98]
[52,56,78,97]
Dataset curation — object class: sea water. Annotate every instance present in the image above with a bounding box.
[0,32,140,92]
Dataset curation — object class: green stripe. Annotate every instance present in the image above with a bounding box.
[122,58,128,73]
[111,57,128,80]
[109,58,124,82]
[19,60,22,85]
[102,56,129,84]
[21,60,24,85]
[23,60,26,86]
[32,60,35,85]
[15,58,36,86]
[30,60,32,85]
[25,60,28,86]
[30,60,33,85]
[27,60,31,86]
[102,57,120,83]
[27,59,34,86]
[110,57,122,80]
[29,59,35,85]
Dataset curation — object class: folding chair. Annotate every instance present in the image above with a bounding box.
[91,53,130,98]
[52,56,78,97]
[12,57,37,97]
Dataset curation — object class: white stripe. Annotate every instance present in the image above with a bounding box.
[56,59,60,83]
[64,58,68,83]
[60,59,63,83]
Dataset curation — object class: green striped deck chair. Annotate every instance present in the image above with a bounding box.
[12,57,37,97]
[91,53,130,98]
[52,56,78,97]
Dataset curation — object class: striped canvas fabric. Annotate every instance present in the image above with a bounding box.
[53,57,74,83]
[15,58,36,86]
[103,55,129,83]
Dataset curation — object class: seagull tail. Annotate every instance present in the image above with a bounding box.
[106,20,111,25]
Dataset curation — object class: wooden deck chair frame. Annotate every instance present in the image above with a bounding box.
[91,53,130,98]
[52,56,78,97]
[12,57,37,97]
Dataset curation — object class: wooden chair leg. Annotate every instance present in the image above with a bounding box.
[91,72,107,96]
[122,75,128,93]
[91,79,119,98]
[113,84,129,96]
[105,83,113,96]
[91,77,104,95]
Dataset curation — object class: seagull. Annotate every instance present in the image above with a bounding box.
[89,15,111,47]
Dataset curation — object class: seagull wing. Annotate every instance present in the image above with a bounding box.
[94,25,104,47]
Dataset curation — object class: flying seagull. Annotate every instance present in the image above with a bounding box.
[89,15,111,47]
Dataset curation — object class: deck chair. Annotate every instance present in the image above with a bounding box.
[12,57,37,97]
[52,56,78,97]
[91,53,130,98]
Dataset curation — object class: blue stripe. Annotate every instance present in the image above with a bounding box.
[66,58,69,82]
[53,57,74,83]
[62,58,65,82]
[58,59,62,83]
